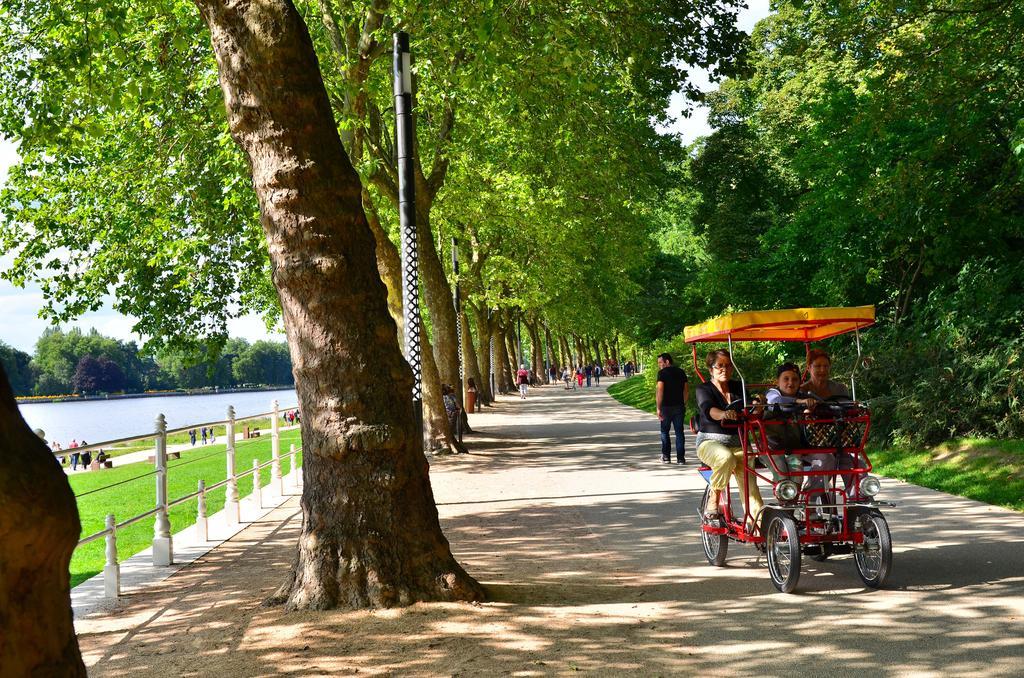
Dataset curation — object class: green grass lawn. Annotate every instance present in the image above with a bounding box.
[94,416,288,457]
[68,428,303,587]
[608,375,1023,512]
[607,375,656,414]
[870,438,1024,512]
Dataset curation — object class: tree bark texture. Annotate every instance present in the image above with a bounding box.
[494,324,513,393]
[592,338,603,366]
[194,0,481,609]
[544,325,556,377]
[0,365,86,676]
[558,335,572,369]
[505,329,519,375]
[471,305,494,404]
[414,208,463,404]
[528,321,544,382]
[460,311,484,405]
[364,192,456,454]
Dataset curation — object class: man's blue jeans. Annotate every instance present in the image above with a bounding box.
[660,405,685,461]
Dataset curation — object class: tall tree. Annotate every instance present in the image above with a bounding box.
[192,0,481,607]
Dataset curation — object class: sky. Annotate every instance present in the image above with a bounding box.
[0,0,771,355]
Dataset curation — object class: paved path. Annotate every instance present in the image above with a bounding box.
[76,378,1024,676]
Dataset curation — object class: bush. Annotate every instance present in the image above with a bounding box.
[836,260,1024,445]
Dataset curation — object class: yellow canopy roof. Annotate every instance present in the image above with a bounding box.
[684,306,875,343]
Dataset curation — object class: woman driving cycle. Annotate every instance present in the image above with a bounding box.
[696,349,765,524]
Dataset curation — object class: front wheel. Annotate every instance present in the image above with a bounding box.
[854,511,892,588]
[700,486,728,566]
[766,513,801,593]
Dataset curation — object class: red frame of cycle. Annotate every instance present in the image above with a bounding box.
[700,407,874,546]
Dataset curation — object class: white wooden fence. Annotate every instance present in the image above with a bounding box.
[72,400,302,599]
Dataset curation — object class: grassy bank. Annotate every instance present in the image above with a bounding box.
[607,374,656,414]
[608,375,1024,512]
[870,439,1024,512]
[68,428,303,587]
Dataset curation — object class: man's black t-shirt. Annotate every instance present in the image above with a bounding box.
[657,365,688,408]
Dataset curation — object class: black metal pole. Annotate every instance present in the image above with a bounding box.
[488,310,496,398]
[452,237,463,405]
[394,32,423,443]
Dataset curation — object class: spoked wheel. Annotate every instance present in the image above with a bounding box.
[765,513,801,593]
[854,511,892,588]
[700,486,728,566]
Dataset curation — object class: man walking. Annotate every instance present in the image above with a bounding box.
[656,352,688,464]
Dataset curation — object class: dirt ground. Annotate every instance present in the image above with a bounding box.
[77,381,1024,677]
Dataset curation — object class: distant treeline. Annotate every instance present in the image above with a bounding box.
[1,328,293,397]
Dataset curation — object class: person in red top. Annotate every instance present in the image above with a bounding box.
[516,365,531,399]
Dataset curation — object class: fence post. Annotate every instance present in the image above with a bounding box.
[152,414,173,566]
[196,479,208,541]
[252,458,262,509]
[271,399,283,496]
[104,513,120,598]
[225,405,240,525]
[290,443,298,487]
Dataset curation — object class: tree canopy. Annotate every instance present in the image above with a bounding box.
[2,1,1019,442]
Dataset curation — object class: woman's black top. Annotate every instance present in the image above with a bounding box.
[695,380,747,435]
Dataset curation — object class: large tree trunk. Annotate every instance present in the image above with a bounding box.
[471,304,494,405]
[461,311,484,406]
[592,337,603,366]
[558,335,572,369]
[528,320,544,383]
[0,365,86,675]
[544,324,556,380]
[364,192,457,454]
[194,0,481,608]
[494,323,513,393]
[415,208,463,405]
[505,327,520,376]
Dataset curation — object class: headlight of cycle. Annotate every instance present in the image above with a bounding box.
[774,480,799,502]
[861,476,881,497]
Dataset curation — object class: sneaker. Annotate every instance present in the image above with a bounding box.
[661,457,671,463]
[676,458,686,464]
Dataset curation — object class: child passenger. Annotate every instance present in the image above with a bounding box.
[764,363,836,503]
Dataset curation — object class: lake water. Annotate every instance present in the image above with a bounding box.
[17,389,298,447]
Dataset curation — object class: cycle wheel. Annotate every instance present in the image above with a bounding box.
[700,486,728,566]
[766,513,801,593]
[854,511,892,588]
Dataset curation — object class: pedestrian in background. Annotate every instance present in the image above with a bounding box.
[517,364,531,399]
[655,352,689,464]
